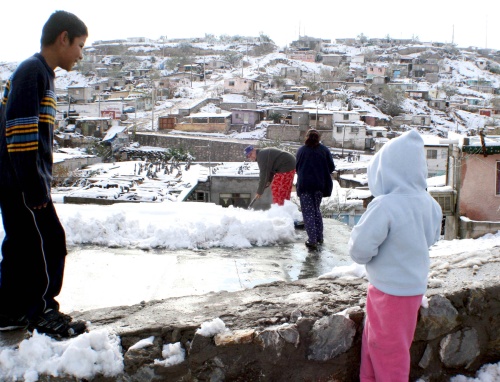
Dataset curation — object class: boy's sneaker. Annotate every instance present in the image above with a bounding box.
[0,314,29,331]
[28,309,87,338]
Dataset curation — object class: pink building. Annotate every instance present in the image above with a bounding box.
[458,138,500,221]
[366,65,387,79]
[223,77,263,95]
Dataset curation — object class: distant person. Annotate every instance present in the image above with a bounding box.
[0,11,88,338]
[295,129,335,250]
[348,130,442,381]
[244,145,296,206]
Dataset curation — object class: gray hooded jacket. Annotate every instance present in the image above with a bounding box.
[348,130,442,296]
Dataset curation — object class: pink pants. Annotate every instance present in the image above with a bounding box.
[271,170,295,206]
[360,284,422,382]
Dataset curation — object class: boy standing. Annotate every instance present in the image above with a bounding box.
[348,130,442,381]
[0,11,88,338]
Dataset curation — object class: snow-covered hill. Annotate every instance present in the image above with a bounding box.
[1,38,499,136]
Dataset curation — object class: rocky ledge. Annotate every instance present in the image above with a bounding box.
[70,258,500,382]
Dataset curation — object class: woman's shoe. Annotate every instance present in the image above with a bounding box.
[305,240,318,250]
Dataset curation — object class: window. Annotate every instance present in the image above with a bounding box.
[497,162,500,195]
[376,132,383,137]
[427,149,437,159]
[351,127,359,133]
[366,130,373,136]
[343,114,349,121]
[337,126,343,133]
[192,191,208,202]
[229,81,235,86]
[220,193,251,208]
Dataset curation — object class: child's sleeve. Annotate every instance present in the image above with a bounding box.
[348,198,389,264]
[5,68,50,207]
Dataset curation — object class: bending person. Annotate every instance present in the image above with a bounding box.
[244,145,296,206]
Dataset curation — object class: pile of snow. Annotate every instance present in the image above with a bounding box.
[0,329,123,382]
[0,201,302,251]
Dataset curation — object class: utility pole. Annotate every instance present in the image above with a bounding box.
[341,125,346,157]
[67,88,71,117]
[151,84,155,130]
[316,98,319,128]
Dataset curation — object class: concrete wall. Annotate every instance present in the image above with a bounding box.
[210,176,272,209]
[74,260,500,382]
[459,217,500,239]
[266,124,302,142]
[134,133,252,162]
[54,156,102,173]
[174,122,229,134]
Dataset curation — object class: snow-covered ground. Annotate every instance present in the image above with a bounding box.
[0,198,499,380]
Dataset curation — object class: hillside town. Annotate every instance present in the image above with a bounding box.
[1,33,500,241]
[2,27,500,382]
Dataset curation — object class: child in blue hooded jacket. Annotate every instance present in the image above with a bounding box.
[349,130,442,382]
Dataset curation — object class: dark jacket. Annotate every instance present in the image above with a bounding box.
[0,53,56,207]
[256,148,296,195]
[295,143,335,197]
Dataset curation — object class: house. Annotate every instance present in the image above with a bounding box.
[280,66,302,79]
[290,36,325,51]
[306,109,335,130]
[366,64,388,79]
[223,77,264,95]
[167,71,203,85]
[406,90,430,101]
[387,80,418,92]
[332,122,370,150]
[411,115,432,126]
[230,108,266,131]
[204,59,231,70]
[390,63,411,79]
[421,134,449,177]
[73,117,113,138]
[475,58,488,70]
[330,109,390,150]
[287,51,316,63]
[428,99,449,111]
[67,86,93,104]
[350,55,365,64]
[322,54,344,67]
[102,125,130,159]
[190,162,273,210]
[444,132,500,238]
[464,96,487,108]
[175,111,232,134]
[334,38,357,46]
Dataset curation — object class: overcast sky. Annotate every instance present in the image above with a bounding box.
[1,0,499,62]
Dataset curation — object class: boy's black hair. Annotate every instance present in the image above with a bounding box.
[40,10,88,47]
